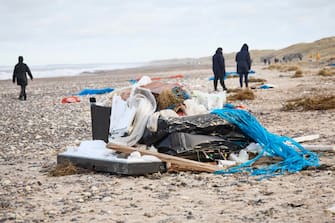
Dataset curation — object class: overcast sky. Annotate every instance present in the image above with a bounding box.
[0,0,334,66]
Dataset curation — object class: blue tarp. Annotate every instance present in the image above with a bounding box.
[78,88,114,96]
[259,84,274,89]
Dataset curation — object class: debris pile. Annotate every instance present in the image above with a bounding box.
[59,75,320,177]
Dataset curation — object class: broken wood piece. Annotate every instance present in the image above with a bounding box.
[107,143,220,173]
[293,134,319,143]
[301,144,335,152]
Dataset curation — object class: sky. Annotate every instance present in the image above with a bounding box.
[0,0,334,66]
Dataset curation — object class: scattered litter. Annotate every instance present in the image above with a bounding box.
[58,73,321,178]
[259,84,275,89]
[211,108,319,177]
[217,160,237,167]
[61,96,81,104]
[229,149,249,164]
[78,87,114,96]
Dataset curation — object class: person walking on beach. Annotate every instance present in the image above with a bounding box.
[12,56,33,100]
[212,47,227,91]
[235,43,251,88]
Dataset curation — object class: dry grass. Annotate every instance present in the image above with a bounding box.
[227,88,242,93]
[157,88,183,110]
[284,66,300,72]
[227,89,255,101]
[48,161,87,176]
[317,68,335,76]
[267,64,282,70]
[248,77,267,83]
[226,75,238,79]
[282,95,335,111]
[292,69,303,78]
[266,64,300,72]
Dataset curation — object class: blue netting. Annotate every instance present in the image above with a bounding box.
[211,108,319,177]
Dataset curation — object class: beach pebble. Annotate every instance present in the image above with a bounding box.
[2,179,11,186]
[326,204,335,214]
[102,196,112,202]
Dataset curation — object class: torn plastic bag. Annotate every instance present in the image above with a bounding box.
[140,113,254,152]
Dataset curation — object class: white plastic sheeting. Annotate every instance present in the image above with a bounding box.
[191,90,226,111]
[109,95,136,137]
[109,87,157,146]
[60,140,161,163]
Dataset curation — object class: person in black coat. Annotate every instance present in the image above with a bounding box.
[212,47,227,91]
[12,56,33,100]
[235,43,251,88]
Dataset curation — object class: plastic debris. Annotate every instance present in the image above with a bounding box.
[61,96,81,104]
[211,108,319,177]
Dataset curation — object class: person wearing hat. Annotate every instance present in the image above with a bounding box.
[212,47,227,91]
[12,56,33,100]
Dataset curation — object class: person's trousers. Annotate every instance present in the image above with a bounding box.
[19,85,27,100]
[213,72,226,91]
[239,73,249,88]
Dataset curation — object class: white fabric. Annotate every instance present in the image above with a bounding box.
[109,95,136,137]
[60,140,161,163]
[192,90,226,111]
[146,109,179,133]
[183,99,208,116]
[109,87,157,146]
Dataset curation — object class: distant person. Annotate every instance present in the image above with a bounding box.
[12,56,33,100]
[263,58,267,65]
[212,47,227,91]
[235,44,251,88]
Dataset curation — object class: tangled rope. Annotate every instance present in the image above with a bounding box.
[211,108,319,177]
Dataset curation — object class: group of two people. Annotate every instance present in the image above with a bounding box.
[212,43,251,91]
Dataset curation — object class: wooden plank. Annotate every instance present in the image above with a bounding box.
[293,134,319,143]
[301,144,335,152]
[107,143,220,173]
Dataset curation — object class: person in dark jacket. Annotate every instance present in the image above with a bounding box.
[12,56,33,100]
[212,47,227,91]
[235,43,251,88]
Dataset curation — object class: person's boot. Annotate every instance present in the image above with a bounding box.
[23,95,27,101]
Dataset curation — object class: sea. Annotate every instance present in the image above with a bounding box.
[0,62,145,80]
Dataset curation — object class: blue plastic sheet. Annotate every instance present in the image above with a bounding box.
[259,84,273,89]
[78,88,114,96]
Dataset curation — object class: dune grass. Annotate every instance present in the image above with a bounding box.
[267,64,300,72]
[292,69,303,78]
[282,95,335,111]
[248,77,267,83]
[317,68,335,76]
[48,161,89,176]
[227,88,255,101]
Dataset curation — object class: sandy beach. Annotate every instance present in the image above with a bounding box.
[0,63,334,223]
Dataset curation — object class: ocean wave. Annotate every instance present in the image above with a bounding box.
[0,63,144,80]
